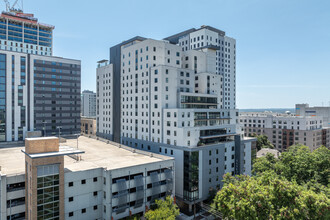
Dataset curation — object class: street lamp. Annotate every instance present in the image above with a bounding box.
[76,133,80,149]
[76,133,80,161]
[42,121,47,137]
[57,126,62,142]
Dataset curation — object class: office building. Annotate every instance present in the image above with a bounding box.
[0,51,81,142]
[81,90,96,117]
[296,103,330,127]
[0,10,81,142]
[96,26,254,210]
[240,112,330,151]
[0,136,175,220]
[0,11,54,56]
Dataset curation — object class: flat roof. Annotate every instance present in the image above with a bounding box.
[257,148,281,158]
[0,136,173,176]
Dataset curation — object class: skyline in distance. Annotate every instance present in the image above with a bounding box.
[21,0,330,108]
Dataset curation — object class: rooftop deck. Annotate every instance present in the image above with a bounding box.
[0,136,173,176]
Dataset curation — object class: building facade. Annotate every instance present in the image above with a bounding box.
[0,136,175,220]
[164,25,236,110]
[96,26,254,210]
[81,90,96,117]
[296,103,330,127]
[0,10,81,142]
[240,112,330,151]
[0,50,81,142]
[81,117,96,136]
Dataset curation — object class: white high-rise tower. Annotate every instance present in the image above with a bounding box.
[96,26,254,210]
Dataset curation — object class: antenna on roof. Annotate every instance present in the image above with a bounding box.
[3,0,23,13]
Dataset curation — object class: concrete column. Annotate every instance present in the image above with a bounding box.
[0,174,7,220]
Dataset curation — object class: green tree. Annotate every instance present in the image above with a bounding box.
[144,196,180,220]
[252,152,278,174]
[253,144,330,187]
[212,173,330,219]
[253,135,274,151]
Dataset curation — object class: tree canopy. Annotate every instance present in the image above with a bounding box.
[144,196,180,220]
[253,145,330,187]
[212,145,330,219]
[212,173,330,219]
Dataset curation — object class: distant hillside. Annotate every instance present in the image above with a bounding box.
[239,108,295,114]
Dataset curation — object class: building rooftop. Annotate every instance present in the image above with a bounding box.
[0,136,173,176]
[1,11,55,29]
[163,25,226,44]
[240,112,322,119]
[257,148,281,158]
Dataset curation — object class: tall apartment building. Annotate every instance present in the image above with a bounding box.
[164,25,236,110]
[81,90,96,117]
[96,26,254,210]
[240,112,330,151]
[0,10,81,142]
[0,136,174,220]
[296,103,330,127]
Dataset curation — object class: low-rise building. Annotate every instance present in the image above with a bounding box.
[257,148,281,159]
[0,136,175,220]
[81,117,97,136]
[240,112,330,151]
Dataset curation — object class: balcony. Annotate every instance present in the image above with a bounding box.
[181,94,218,109]
[197,129,235,146]
[194,119,230,127]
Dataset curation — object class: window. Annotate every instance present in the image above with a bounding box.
[68,182,73,187]
[82,208,86,214]
[69,197,73,202]
[81,179,86,184]
[94,205,98,210]
[93,177,97,182]
[69,212,73,217]
[93,191,98,196]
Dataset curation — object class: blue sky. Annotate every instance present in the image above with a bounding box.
[21,0,330,108]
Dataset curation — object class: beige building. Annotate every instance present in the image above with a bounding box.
[240,112,330,151]
[81,117,97,136]
[0,136,175,220]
